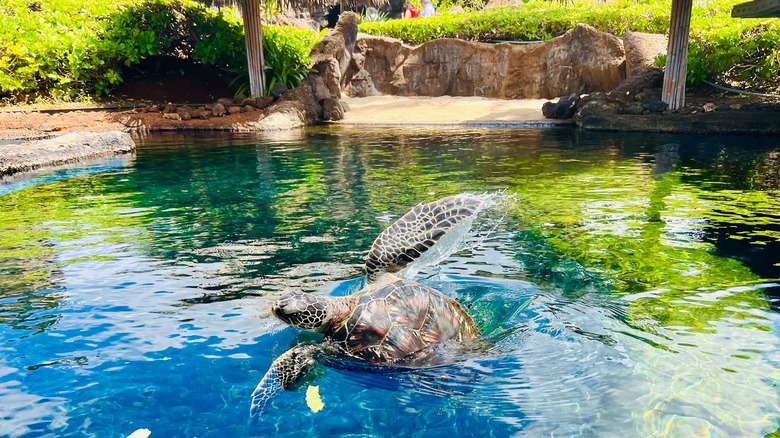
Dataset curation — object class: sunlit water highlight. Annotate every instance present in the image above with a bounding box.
[1,128,779,437]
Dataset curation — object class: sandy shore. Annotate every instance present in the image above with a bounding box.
[338,96,567,126]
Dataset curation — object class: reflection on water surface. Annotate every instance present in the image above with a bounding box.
[0,127,779,437]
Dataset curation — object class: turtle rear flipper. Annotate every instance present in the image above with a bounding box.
[250,344,320,419]
[365,193,489,283]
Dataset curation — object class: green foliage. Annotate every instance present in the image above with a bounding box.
[0,0,316,102]
[360,0,780,91]
[96,0,248,96]
[687,19,780,90]
[262,26,318,95]
[0,0,138,101]
[226,25,317,97]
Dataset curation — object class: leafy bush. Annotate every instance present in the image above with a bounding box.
[227,25,318,97]
[0,0,138,101]
[99,0,248,96]
[0,0,317,102]
[359,0,780,91]
[687,19,780,91]
[261,26,318,94]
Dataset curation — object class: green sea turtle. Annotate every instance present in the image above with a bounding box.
[250,193,493,417]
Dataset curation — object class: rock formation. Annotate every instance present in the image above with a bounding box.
[345,24,626,100]
[0,131,135,176]
[622,31,667,79]
[234,12,359,131]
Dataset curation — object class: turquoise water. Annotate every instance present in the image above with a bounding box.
[1,127,779,437]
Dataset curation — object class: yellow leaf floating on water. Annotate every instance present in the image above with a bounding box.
[305,385,325,413]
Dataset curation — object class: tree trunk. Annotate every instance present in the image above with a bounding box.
[241,0,266,97]
[662,0,693,111]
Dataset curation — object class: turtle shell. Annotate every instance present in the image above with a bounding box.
[329,278,479,365]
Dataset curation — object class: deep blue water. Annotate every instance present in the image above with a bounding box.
[1,127,779,437]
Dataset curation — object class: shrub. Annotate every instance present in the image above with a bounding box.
[0,0,138,101]
[0,0,318,102]
[687,19,780,91]
[261,26,318,94]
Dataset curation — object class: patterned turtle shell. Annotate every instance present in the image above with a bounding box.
[329,278,479,364]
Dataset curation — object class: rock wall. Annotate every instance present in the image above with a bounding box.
[0,131,135,176]
[345,24,626,100]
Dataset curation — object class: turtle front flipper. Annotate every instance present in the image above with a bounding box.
[250,344,321,419]
[365,193,489,283]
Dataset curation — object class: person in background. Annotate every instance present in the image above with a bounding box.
[402,2,419,18]
[420,0,435,17]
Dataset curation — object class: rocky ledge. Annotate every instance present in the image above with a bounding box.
[0,131,135,177]
[572,93,780,134]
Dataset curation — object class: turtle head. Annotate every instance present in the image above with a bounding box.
[272,292,339,333]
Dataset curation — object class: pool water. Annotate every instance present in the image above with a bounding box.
[1,127,779,437]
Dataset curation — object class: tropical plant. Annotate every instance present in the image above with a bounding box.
[227,25,318,96]
[359,8,390,22]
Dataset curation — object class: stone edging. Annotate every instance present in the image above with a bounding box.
[0,131,135,177]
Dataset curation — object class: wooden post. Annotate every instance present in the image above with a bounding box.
[241,0,266,97]
[662,0,693,111]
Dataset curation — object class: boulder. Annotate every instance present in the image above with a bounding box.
[574,99,628,128]
[542,94,580,119]
[212,102,226,117]
[242,96,275,109]
[322,97,345,121]
[191,107,211,119]
[310,12,358,92]
[176,106,193,120]
[623,31,667,78]
[162,103,177,114]
[235,83,322,131]
[270,82,289,98]
[641,96,668,113]
[608,66,664,101]
[346,69,380,97]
